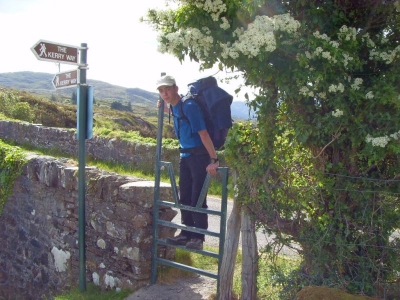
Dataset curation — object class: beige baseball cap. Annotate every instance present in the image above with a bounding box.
[156,75,176,89]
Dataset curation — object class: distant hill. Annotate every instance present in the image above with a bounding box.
[0,71,255,120]
[231,101,256,120]
[0,71,159,106]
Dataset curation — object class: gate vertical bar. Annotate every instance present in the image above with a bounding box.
[151,72,166,284]
[217,167,229,298]
[78,43,87,292]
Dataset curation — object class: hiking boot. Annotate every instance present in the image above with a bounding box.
[166,234,190,246]
[186,238,203,250]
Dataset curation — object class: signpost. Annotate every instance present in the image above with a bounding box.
[52,69,79,89]
[32,40,90,292]
[31,40,79,65]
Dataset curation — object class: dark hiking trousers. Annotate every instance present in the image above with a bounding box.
[179,154,209,241]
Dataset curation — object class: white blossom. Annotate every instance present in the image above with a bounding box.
[362,33,376,48]
[322,51,332,60]
[273,14,301,33]
[299,86,309,96]
[157,9,301,61]
[188,0,227,21]
[369,43,399,64]
[332,109,344,117]
[365,91,374,99]
[330,41,339,48]
[390,130,400,140]
[342,53,353,67]
[314,31,331,42]
[314,47,323,55]
[220,42,239,59]
[338,25,357,41]
[351,78,363,90]
[220,17,230,30]
[157,26,214,60]
[230,16,276,57]
[233,27,244,38]
[366,130,400,148]
[329,83,345,93]
[366,134,390,148]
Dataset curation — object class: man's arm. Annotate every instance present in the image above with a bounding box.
[198,129,219,175]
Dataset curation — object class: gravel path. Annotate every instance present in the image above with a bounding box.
[125,275,217,300]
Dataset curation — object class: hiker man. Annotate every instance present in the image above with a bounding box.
[156,74,219,250]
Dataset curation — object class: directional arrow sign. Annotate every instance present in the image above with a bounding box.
[31,40,79,65]
[52,69,79,89]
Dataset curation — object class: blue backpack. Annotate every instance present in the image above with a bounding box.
[181,76,233,150]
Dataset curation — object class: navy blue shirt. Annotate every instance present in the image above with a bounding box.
[172,98,206,157]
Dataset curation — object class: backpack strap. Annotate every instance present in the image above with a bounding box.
[170,98,190,141]
[180,93,195,118]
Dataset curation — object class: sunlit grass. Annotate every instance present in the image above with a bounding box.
[156,249,195,283]
[257,254,301,299]
[190,245,220,272]
[94,127,158,146]
[11,141,170,180]
[54,284,131,300]
[154,245,220,284]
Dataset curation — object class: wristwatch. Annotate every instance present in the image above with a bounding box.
[210,158,219,164]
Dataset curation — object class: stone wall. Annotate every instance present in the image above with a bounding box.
[0,120,180,174]
[0,154,177,300]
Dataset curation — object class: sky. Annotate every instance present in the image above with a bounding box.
[0,0,249,100]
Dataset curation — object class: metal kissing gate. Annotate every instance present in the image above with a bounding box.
[151,73,229,298]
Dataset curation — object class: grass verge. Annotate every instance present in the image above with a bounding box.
[54,284,131,300]
[10,140,233,198]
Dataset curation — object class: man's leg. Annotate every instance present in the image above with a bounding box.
[187,154,209,241]
[166,157,192,245]
[179,157,195,230]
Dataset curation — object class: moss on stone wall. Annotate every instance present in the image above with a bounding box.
[0,139,27,215]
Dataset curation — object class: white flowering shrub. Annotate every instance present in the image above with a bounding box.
[144,1,400,298]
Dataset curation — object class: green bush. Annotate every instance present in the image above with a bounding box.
[11,102,35,122]
[0,90,19,117]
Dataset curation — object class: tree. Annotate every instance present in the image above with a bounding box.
[110,101,133,112]
[71,91,77,105]
[111,101,124,111]
[145,0,400,298]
